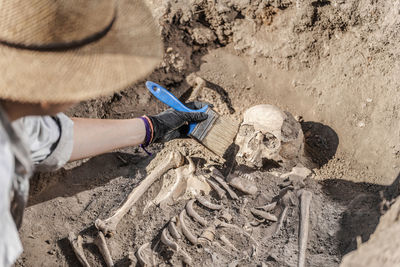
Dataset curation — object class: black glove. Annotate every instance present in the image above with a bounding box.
[148,102,209,143]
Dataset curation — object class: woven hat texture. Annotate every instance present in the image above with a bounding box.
[0,0,163,103]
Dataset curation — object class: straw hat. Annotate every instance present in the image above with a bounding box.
[0,0,163,103]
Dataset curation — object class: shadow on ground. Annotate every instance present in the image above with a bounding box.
[322,172,400,257]
[28,152,152,207]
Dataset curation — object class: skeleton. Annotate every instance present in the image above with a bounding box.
[95,151,184,235]
[235,104,304,168]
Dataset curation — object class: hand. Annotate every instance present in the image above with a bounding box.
[147,102,209,143]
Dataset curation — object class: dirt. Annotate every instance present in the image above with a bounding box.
[15,0,399,266]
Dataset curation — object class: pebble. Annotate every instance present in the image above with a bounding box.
[357,121,365,128]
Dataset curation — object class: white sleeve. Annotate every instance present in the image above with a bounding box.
[0,134,23,267]
[12,113,74,171]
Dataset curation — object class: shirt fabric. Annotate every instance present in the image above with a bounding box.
[0,106,74,267]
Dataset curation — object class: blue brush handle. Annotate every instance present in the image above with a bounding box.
[146,81,209,134]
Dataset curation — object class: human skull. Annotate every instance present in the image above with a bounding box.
[235,104,304,168]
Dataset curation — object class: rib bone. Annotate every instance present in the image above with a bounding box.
[256,202,277,212]
[251,208,278,222]
[196,196,223,210]
[168,217,181,240]
[210,167,238,199]
[186,199,208,226]
[206,178,226,199]
[220,235,238,252]
[161,227,193,265]
[94,231,113,267]
[179,209,198,245]
[136,243,155,267]
[161,228,178,251]
[68,232,91,267]
[216,221,258,245]
[298,190,312,267]
[95,151,184,235]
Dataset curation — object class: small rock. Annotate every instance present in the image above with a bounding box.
[357,121,365,128]
[220,210,233,222]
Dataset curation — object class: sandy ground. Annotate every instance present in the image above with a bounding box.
[16,0,399,266]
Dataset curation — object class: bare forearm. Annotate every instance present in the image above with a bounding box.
[70,118,146,161]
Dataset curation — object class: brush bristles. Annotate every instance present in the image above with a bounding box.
[202,117,238,157]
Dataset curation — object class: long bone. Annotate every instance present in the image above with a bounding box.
[94,231,114,267]
[298,190,312,267]
[68,232,91,267]
[186,199,208,226]
[209,167,239,199]
[95,151,184,235]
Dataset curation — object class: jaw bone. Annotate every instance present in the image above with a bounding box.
[145,157,211,211]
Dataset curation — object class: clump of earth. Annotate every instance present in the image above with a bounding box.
[17,0,399,266]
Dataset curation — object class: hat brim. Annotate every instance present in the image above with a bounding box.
[0,0,163,103]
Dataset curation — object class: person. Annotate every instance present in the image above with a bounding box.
[0,0,207,266]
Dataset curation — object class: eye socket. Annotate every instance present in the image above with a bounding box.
[263,133,279,149]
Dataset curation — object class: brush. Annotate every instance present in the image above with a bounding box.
[146,81,238,157]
